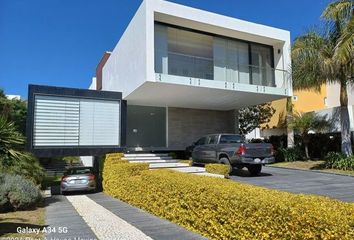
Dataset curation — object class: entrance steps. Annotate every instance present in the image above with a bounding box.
[149,162,189,169]
[124,153,169,158]
[122,153,177,164]
[123,153,224,178]
[168,166,206,173]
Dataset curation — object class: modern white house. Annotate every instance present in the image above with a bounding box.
[94,0,292,151]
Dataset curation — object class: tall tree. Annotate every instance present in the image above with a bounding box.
[238,103,275,135]
[292,0,353,156]
[0,89,27,136]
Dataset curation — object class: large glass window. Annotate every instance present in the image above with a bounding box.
[250,44,275,86]
[154,23,275,87]
[213,37,250,83]
[167,27,214,80]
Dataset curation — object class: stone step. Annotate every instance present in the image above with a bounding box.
[168,167,206,173]
[193,172,225,178]
[149,163,189,169]
[124,153,169,157]
[122,156,173,161]
[129,159,179,163]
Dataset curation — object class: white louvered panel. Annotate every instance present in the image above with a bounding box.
[79,99,95,145]
[79,99,120,146]
[33,95,80,146]
[93,100,120,146]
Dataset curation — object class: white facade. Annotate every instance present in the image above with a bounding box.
[326,82,354,108]
[89,77,97,90]
[102,0,292,111]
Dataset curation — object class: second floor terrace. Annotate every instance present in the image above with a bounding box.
[154,23,290,94]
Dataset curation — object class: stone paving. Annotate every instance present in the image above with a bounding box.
[66,195,153,240]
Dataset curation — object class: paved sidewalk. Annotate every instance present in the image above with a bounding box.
[45,195,97,240]
[88,193,208,240]
[230,166,354,202]
[67,195,153,240]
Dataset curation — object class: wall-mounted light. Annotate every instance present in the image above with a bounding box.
[278,49,281,54]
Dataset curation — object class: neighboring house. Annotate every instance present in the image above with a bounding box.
[92,0,292,150]
[261,83,354,138]
[6,95,21,100]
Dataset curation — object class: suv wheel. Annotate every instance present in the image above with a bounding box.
[247,164,262,175]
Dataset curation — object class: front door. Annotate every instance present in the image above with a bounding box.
[126,105,166,148]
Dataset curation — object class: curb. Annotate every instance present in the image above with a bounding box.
[267,165,354,178]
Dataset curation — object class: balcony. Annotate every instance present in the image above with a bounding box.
[155,51,290,94]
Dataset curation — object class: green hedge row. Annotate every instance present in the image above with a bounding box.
[103,153,354,240]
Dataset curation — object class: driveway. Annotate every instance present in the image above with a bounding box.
[45,193,207,240]
[229,166,354,202]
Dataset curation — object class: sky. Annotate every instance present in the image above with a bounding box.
[0,0,331,99]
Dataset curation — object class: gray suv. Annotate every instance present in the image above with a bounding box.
[192,134,275,175]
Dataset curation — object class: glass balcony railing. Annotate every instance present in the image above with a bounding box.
[167,52,214,80]
[155,51,290,89]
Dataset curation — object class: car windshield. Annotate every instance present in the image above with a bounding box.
[219,135,244,144]
[66,168,93,175]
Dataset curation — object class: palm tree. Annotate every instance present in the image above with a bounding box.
[292,0,353,156]
[289,112,329,159]
[0,116,44,183]
[0,115,25,165]
[323,0,354,63]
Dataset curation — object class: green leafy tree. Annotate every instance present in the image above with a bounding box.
[238,103,276,135]
[289,112,329,159]
[292,0,353,156]
[0,89,27,135]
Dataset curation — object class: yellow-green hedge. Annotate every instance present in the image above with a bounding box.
[103,156,354,240]
[105,152,124,160]
[100,153,126,173]
[178,160,192,166]
[205,163,230,177]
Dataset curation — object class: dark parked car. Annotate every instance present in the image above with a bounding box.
[61,167,97,194]
[191,134,274,175]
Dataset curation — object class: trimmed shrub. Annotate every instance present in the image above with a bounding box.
[205,164,229,177]
[325,152,354,171]
[325,152,345,168]
[277,147,304,162]
[105,152,124,160]
[103,158,354,240]
[0,173,42,212]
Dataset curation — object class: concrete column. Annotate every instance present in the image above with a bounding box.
[234,109,239,134]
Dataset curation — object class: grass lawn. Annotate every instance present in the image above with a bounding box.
[272,161,354,176]
[0,207,45,239]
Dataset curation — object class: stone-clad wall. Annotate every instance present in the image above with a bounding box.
[168,107,237,149]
